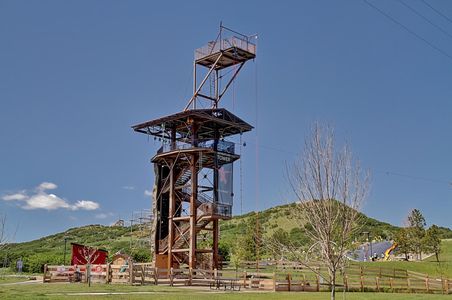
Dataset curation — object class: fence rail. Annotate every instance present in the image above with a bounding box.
[43,262,452,294]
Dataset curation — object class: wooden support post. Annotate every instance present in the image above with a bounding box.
[168,163,175,271]
[389,277,393,291]
[189,152,198,269]
[243,271,247,288]
[425,275,429,293]
[85,265,89,283]
[302,274,306,291]
[212,220,219,269]
[376,276,380,292]
[189,267,193,286]
[170,267,174,286]
[212,128,219,270]
[344,275,348,292]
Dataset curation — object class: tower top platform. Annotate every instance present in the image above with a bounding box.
[195,35,256,70]
[132,108,253,141]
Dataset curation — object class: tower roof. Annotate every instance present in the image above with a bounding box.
[132,108,253,141]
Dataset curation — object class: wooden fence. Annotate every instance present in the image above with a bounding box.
[43,262,452,294]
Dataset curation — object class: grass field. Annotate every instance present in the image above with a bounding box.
[0,283,450,300]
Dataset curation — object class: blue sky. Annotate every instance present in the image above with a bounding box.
[1,0,451,242]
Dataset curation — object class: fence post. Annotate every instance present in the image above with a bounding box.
[360,266,364,292]
[243,271,247,288]
[389,277,393,291]
[141,265,145,286]
[189,268,193,286]
[170,267,174,286]
[43,264,48,283]
[447,279,450,294]
[425,275,429,293]
[85,265,89,283]
[344,275,348,292]
[154,267,159,285]
[302,274,306,291]
[272,272,276,291]
[443,278,448,294]
[376,276,380,292]
[316,273,320,292]
[106,263,110,284]
[287,273,291,292]
[129,261,134,285]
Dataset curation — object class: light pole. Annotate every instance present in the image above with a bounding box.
[63,237,68,265]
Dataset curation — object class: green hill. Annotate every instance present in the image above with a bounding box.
[1,203,451,274]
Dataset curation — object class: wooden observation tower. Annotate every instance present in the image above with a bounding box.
[132,25,256,270]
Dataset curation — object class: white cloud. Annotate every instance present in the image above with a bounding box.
[72,200,99,211]
[2,192,27,201]
[144,190,152,196]
[22,193,70,210]
[122,186,135,190]
[37,182,58,191]
[1,182,100,212]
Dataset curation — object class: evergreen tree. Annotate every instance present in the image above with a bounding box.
[407,209,426,260]
[423,225,441,262]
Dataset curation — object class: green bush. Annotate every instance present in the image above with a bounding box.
[131,249,151,262]
[24,253,63,273]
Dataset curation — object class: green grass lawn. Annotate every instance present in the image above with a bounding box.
[0,283,451,300]
[0,276,32,284]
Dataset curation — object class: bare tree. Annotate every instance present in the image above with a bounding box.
[0,214,8,249]
[74,244,100,287]
[0,214,18,268]
[287,124,370,300]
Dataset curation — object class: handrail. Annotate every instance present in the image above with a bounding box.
[158,140,235,155]
[195,36,256,61]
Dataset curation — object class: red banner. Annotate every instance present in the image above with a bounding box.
[70,243,108,265]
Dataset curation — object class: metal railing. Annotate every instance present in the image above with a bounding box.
[158,140,235,155]
[195,36,256,60]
